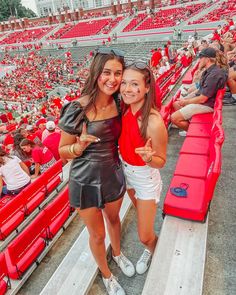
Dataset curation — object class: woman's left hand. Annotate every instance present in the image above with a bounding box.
[135,138,156,163]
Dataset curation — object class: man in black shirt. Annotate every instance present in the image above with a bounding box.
[171,47,227,131]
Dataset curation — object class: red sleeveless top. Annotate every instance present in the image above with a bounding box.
[119,107,146,166]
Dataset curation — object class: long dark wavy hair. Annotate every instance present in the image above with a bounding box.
[0,147,12,166]
[76,52,125,123]
[122,64,158,139]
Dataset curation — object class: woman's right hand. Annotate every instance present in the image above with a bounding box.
[74,123,100,154]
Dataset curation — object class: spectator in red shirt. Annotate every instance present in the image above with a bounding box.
[151,48,162,67]
[42,121,61,161]
[20,139,56,179]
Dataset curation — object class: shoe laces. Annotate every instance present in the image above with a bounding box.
[118,253,132,268]
[107,275,120,293]
[139,249,151,264]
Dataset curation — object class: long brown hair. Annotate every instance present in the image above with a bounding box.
[122,64,158,139]
[0,147,12,166]
[77,52,125,123]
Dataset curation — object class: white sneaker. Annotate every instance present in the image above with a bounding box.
[136,249,152,275]
[179,130,187,137]
[112,252,135,277]
[102,274,126,295]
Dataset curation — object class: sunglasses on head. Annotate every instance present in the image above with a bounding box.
[126,61,150,70]
[95,47,125,58]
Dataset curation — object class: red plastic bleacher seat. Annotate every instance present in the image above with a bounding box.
[0,195,25,240]
[4,210,47,279]
[174,153,209,179]
[21,173,47,215]
[186,122,212,138]
[43,160,63,194]
[180,122,224,155]
[0,253,10,295]
[164,142,222,221]
[190,113,213,124]
[44,186,70,239]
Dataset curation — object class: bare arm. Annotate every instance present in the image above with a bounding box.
[31,163,40,179]
[146,114,168,169]
[179,94,208,106]
[135,113,168,169]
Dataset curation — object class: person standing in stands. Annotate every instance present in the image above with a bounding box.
[119,61,168,275]
[171,47,227,134]
[42,121,61,161]
[58,48,134,295]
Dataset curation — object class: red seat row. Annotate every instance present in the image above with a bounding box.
[163,88,225,222]
[0,185,71,285]
[0,253,10,295]
[0,160,63,240]
[182,61,199,84]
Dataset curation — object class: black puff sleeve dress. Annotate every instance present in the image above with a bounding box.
[58,100,126,209]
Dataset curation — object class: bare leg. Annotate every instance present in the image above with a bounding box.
[103,197,124,257]
[136,199,158,253]
[77,207,111,278]
[171,110,189,131]
[127,188,137,207]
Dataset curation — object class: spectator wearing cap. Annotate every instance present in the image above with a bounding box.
[171,47,227,133]
[42,121,61,161]
[20,139,56,179]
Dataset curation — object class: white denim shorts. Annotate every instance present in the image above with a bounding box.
[121,160,162,203]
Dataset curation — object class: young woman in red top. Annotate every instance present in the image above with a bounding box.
[119,61,168,275]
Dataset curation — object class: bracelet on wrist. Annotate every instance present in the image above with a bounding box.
[145,156,152,163]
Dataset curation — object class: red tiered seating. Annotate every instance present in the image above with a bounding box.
[4,210,47,279]
[44,186,70,239]
[61,18,111,38]
[3,185,71,280]
[122,13,146,32]
[101,16,124,34]
[0,195,25,240]
[0,161,63,241]
[43,159,63,194]
[135,4,206,31]
[182,61,199,85]
[20,174,47,215]
[164,141,223,221]
[163,88,225,222]
[0,253,10,295]
[0,27,54,45]
[191,0,236,24]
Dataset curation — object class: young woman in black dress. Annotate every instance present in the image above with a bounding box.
[58,49,134,295]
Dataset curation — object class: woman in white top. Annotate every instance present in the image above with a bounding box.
[0,147,31,197]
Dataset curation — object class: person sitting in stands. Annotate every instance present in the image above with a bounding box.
[171,48,227,134]
[20,139,56,179]
[0,147,31,197]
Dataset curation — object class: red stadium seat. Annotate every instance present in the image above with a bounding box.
[180,122,224,155]
[43,160,63,194]
[44,186,70,239]
[21,174,47,215]
[4,211,47,279]
[0,253,10,295]
[0,195,25,240]
[164,142,222,221]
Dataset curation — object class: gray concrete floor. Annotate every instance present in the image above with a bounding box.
[18,106,236,295]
